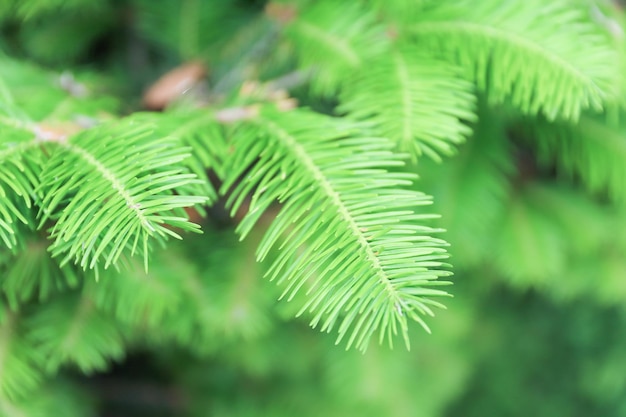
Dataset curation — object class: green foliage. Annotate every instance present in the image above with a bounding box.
[222,108,451,350]
[525,113,626,203]
[0,379,93,417]
[411,0,617,120]
[418,107,515,267]
[0,235,81,308]
[0,0,103,21]
[0,133,40,249]
[37,116,207,272]
[25,292,127,373]
[0,0,625,415]
[133,0,256,61]
[0,306,44,401]
[0,55,119,120]
[340,47,476,161]
[284,2,387,95]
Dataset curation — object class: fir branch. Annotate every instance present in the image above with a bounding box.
[340,46,476,161]
[24,293,126,373]
[283,2,388,95]
[222,108,451,351]
[0,307,43,401]
[132,111,223,198]
[36,116,208,272]
[84,258,181,329]
[0,128,42,249]
[144,236,274,352]
[411,0,618,120]
[525,114,626,204]
[418,111,514,267]
[0,236,81,309]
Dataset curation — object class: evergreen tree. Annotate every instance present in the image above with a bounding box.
[0,0,625,416]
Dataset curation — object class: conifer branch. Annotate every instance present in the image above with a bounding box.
[25,293,126,373]
[0,137,42,249]
[0,307,43,401]
[222,108,451,351]
[36,117,208,272]
[525,113,626,203]
[284,2,387,95]
[340,46,476,161]
[411,0,618,120]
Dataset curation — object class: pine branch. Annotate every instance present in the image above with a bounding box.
[141,235,274,352]
[140,110,226,189]
[0,307,43,401]
[222,108,451,351]
[0,74,41,251]
[283,2,388,95]
[340,46,476,161]
[418,111,514,267]
[0,235,81,309]
[411,0,618,120]
[525,113,626,204]
[85,258,181,329]
[24,293,126,373]
[0,127,42,250]
[36,116,208,273]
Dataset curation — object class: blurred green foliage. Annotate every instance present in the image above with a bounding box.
[1,0,626,416]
